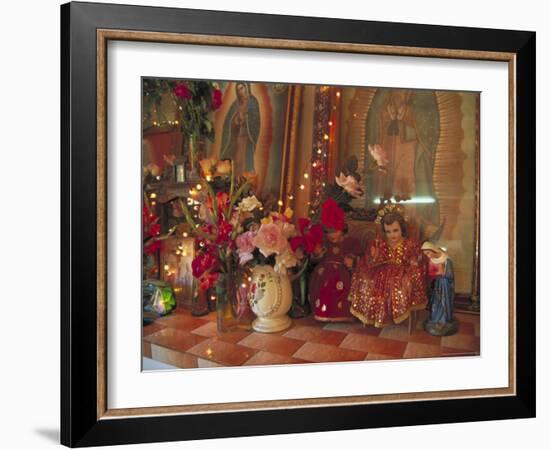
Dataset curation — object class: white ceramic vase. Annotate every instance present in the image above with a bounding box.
[248,265,292,333]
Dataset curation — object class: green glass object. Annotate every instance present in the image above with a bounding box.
[143,280,176,322]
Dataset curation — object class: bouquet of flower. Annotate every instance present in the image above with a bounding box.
[176,158,311,294]
[143,79,224,167]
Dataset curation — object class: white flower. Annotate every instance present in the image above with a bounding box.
[368,144,389,167]
[238,251,254,266]
[237,195,262,212]
[279,221,296,239]
[275,245,299,273]
[335,172,363,198]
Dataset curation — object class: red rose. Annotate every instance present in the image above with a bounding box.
[174,83,192,100]
[321,198,345,231]
[289,236,302,253]
[211,88,223,110]
[290,218,324,254]
[303,224,323,253]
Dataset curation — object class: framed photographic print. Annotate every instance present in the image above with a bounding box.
[61,1,535,447]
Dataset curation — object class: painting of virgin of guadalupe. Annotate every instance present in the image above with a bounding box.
[365,88,440,226]
[344,86,478,296]
[211,81,290,197]
[220,82,261,175]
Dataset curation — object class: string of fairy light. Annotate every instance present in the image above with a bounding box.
[274,86,338,216]
[146,85,340,292]
[307,86,337,216]
[143,102,185,129]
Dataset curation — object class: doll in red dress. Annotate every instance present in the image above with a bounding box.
[349,208,427,327]
[308,199,361,322]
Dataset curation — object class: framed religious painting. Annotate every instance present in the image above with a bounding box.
[61,1,535,447]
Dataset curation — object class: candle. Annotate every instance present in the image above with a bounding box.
[175,164,185,183]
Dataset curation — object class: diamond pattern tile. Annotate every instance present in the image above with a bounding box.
[143,307,480,368]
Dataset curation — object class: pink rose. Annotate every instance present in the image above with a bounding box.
[236,231,256,266]
[236,231,256,254]
[253,223,287,257]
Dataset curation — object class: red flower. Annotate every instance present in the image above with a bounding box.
[216,219,233,244]
[290,218,324,254]
[321,198,345,231]
[199,272,219,291]
[216,192,230,212]
[211,88,223,110]
[174,83,192,100]
[144,240,160,256]
[192,250,218,279]
[205,191,230,219]
[303,224,323,253]
[149,223,161,236]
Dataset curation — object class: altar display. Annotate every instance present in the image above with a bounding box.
[141,78,480,369]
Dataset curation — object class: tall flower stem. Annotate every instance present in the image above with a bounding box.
[177,199,215,241]
[188,133,197,172]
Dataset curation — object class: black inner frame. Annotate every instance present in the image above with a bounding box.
[61,1,536,447]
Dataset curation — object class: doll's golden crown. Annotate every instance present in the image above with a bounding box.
[374,202,409,224]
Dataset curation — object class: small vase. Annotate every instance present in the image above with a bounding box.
[191,289,209,317]
[249,265,292,333]
[215,273,239,332]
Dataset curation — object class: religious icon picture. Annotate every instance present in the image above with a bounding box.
[141,78,480,370]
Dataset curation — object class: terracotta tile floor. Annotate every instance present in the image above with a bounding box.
[143,308,480,369]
